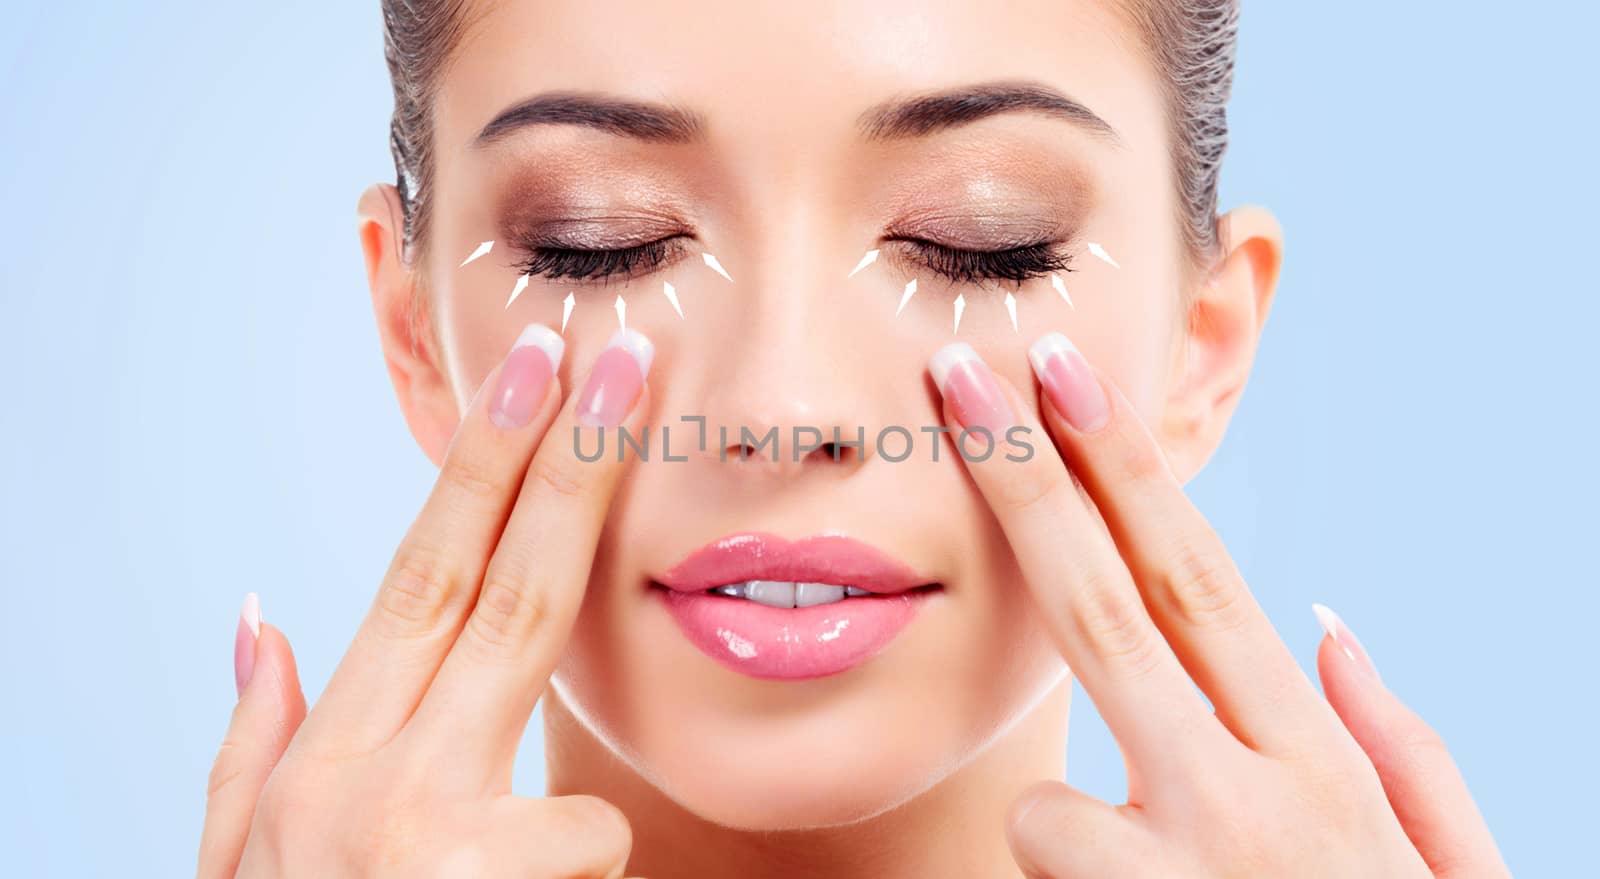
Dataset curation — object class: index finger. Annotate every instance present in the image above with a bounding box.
[404,328,655,784]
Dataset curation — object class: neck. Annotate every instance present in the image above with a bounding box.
[543,680,1071,879]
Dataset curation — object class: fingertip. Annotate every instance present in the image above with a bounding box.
[248,623,308,721]
[253,623,297,673]
[1311,602,1382,686]
[1005,781,1084,877]
[1007,780,1060,835]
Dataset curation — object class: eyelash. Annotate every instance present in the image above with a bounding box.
[513,236,685,282]
[510,236,1073,285]
[893,239,1074,285]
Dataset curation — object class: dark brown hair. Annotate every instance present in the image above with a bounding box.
[1122,0,1241,262]
[381,0,1241,265]
[381,0,475,261]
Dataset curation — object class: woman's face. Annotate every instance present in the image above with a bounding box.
[372,0,1237,830]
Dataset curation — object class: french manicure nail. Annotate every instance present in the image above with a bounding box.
[490,323,564,430]
[929,343,1015,434]
[1312,603,1380,682]
[577,328,654,427]
[1028,332,1109,433]
[235,592,261,698]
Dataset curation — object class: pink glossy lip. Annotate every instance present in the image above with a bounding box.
[653,532,937,680]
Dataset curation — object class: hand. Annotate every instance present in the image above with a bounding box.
[928,336,1509,878]
[197,325,653,878]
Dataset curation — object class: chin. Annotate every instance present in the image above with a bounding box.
[655,740,946,830]
[551,628,1069,833]
[547,650,969,829]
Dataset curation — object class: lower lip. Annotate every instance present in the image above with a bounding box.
[655,587,933,680]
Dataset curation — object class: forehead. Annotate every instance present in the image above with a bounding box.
[435,0,1164,160]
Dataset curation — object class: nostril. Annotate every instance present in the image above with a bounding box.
[813,441,862,465]
[714,432,868,466]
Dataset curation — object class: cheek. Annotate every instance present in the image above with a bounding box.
[432,260,714,409]
[940,269,1177,424]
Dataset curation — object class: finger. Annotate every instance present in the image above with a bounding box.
[198,598,306,879]
[1006,780,1164,878]
[929,342,1218,772]
[408,328,655,784]
[1025,331,1332,753]
[1314,605,1511,879]
[299,324,567,752]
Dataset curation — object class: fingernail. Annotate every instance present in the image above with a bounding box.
[490,323,564,429]
[929,343,1015,433]
[1028,332,1109,433]
[1312,603,1380,682]
[235,592,261,698]
[577,328,654,427]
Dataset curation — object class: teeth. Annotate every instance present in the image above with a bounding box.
[796,583,845,607]
[745,580,795,608]
[708,581,872,606]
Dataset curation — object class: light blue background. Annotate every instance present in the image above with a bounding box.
[2,2,1593,875]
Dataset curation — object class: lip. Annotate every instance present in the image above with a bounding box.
[653,532,938,680]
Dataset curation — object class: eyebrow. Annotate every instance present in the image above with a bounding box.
[475,91,705,145]
[474,81,1117,148]
[858,81,1120,144]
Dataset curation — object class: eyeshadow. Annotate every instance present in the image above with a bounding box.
[876,148,1096,248]
[887,204,1073,249]
[493,167,696,250]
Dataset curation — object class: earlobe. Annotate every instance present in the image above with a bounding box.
[1159,205,1284,482]
[357,183,457,467]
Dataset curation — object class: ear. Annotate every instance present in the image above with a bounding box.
[1158,205,1284,483]
[358,183,457,468]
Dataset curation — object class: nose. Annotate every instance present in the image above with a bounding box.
[683,260,883,478]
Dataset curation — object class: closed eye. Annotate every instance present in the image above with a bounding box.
[513,235,689,283]
[891,238,1074,285]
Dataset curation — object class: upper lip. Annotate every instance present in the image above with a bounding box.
[654,532,933,595]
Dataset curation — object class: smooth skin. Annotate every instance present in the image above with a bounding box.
[198,326,652,877]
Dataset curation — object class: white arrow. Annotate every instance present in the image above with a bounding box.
[895,278,917,316]
[1087,242,1120,269]
[561,292,575,333]
[614,295,626,330]
[662,280,684,318]
[1051,273,1075,309]
[847,249,880,278]
[459,240,494,267]
[953,293,966,334]
[1004,292,1018,333]
[504,274,529,309]
[702,253,733,282]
